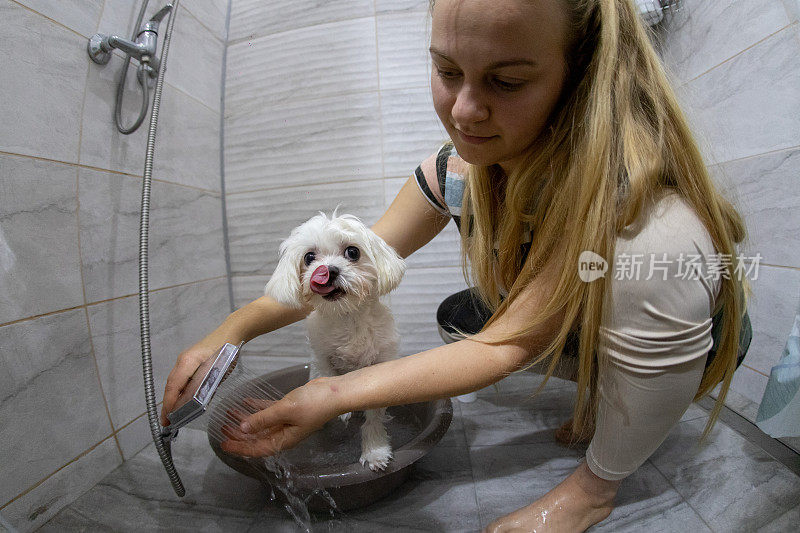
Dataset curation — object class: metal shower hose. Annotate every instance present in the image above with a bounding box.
[137,0,185,497]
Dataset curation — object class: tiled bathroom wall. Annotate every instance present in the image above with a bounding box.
[224,0,467,365]
[659,0,800,436]
[0,0,229,530]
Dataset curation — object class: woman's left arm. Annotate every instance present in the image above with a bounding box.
[220,255,565,458]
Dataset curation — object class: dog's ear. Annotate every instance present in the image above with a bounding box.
[366,230,406,296]
[264,236,304,309]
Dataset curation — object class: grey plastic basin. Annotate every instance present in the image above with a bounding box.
[208,364,453,512]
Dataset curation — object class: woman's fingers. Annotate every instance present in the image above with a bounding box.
[160,352,206,426]
[220,426,298,457]
[240,400,289,433]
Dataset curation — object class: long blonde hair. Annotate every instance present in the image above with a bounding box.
[448,0,747,441]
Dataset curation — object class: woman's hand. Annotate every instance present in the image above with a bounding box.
[220,377,342,457]
[161,334,237,427]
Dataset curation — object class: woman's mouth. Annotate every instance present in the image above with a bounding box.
[456,129,496,145]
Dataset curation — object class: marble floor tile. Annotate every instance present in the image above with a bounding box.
[681,402,709,422]
[650,416,800,531]
[40,428,292,532]
[593,462,711,532]
[460,379,577,447]
[756,502,800,532]
[438,398,468,449]
[470,441,584,528]
[39,373,799,533]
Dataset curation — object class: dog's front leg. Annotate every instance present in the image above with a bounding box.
[359,408,392,471]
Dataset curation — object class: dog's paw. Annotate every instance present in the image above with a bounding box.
[359,446,393,471]
[339,412,352,426]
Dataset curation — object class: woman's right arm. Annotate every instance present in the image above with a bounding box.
[161,295,310,425]
[161,170,451,425]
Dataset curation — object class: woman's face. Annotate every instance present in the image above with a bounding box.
[430,0,569,174]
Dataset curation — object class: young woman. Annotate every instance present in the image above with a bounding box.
[162,0,748,530]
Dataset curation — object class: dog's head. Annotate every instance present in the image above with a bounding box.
[264,212,406,313]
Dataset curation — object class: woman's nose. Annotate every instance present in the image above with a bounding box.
[451,85,489,125]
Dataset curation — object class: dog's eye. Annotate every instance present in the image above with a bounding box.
[344,246,360,261]
[303,251,316,266]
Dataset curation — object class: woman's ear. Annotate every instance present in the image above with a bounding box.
[264,238,304,308]
[367,230,406,296]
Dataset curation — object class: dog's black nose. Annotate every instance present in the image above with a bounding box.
[327,265,340,282]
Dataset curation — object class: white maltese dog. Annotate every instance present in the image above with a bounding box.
[264,211,406,471]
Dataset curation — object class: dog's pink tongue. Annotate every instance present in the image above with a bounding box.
[310,266,336,295]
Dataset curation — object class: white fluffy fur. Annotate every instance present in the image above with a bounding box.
[264,212,406,471]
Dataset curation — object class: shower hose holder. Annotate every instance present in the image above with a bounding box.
[87,3,174,78]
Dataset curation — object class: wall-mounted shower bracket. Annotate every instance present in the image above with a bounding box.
[87,3,173,75]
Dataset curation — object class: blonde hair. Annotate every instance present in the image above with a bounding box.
[444,0,747,441]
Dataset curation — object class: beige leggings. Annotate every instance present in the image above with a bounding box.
[527,353,707,481]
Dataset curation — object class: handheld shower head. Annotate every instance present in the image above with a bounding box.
[162,342,242,441]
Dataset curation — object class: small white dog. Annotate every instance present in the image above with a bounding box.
[264,211,406,471]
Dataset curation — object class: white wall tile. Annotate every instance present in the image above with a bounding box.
[377,0,430,13]
[79,54,150,175]
[744,265,800,376]
[783,0,800,23]
[712,148,800,268]
[153,86,222,192]
[226,179,385,276]
[15,0,104,38]
[184,0,229,41]
[661,0,791,83]
[81,68,221,189]
[228,0,373,42]
[680,26,800,165]
[391,266,469,356]
[0,310,112,506]
[377,11,431,91]
[225,91,384,193]
[0,155,83,324]
[167,4,225,112]
[78,168,226,303]
[1,437,121,533]
[1,2,88,163]
[232,276,311,358]
[226,17,378,108]
[115,413,153,461]
[88,279,230,429]
[230,273,268,309]
[729,366,770,414]
[381,87,448,177]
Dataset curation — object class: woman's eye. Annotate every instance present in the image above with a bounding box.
[493,77,525,91]
[344,246,360,261]
[435,66,460,79]
[303,251,315,266]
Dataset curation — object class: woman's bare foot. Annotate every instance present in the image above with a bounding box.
[554,418,594,447]
[483,461,620,533]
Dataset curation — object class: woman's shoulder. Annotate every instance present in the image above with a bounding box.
[603,190,723,367]
[414,141,468,216]
[616,189,715,258]
[610,189,722,321]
